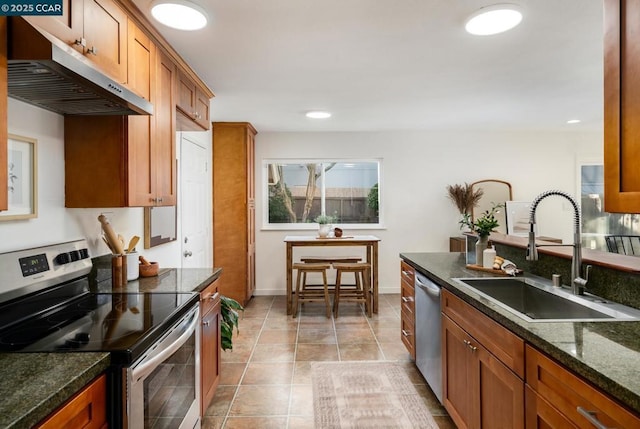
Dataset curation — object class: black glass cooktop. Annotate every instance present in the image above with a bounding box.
[0,283,198,365]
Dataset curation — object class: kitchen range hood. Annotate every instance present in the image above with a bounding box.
[7,18,153,116]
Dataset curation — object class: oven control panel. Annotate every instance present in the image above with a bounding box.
[0,240,92,304]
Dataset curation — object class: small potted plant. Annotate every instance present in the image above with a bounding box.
[221,295,243,351]
[314,214,336,238]
[459,203,504,265]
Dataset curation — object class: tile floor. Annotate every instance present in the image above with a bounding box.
[202,294,457,429]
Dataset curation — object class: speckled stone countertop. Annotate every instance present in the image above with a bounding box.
[0,266,222,429]
[400,252,640,414]
[0,353,110,429]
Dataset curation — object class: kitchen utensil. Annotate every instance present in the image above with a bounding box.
[139,255,151,265]
[98,215,125,255]
[102,235,114,254]
[139,262,159,277]
[126,236,140,253]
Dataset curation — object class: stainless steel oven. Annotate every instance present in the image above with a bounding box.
[126,304,201,429]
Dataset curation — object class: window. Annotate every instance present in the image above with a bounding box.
[580,164,640,251]
[264,160,381,228]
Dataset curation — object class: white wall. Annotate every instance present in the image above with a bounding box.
[254,130,603,295]
[1,99,211,268]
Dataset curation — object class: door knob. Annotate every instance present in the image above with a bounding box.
[184,250,193,257]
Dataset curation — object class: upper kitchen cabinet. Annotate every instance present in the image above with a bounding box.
[604,0,640,213]
[0,17,7,212]
[64,24,176,207]
[25,0,128,84]
[176,69,210,131]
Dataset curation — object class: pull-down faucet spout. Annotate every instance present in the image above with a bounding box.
[526,190,590,295]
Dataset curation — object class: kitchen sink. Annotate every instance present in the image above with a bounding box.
[452,277,640,322]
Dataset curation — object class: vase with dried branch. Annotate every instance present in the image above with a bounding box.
[446,183,484,217]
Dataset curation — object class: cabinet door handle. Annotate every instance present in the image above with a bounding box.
[203,321,210,326]
[210,292,220,301]
[577,407,612,429]
[74,38,86,47]
[401,270,413,278]
[401,296,414,303]
[463,339,471,346]
[401,329,412,337]
[87,46,98,56]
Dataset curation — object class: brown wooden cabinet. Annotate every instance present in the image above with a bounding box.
[399,260,415,359]
[442,289,525,429]
[526,345,640,429]
[35,374,107,429]
[213,122,257,306]
[26,0,128,84]
[176,69,210,131]
[200,279,221,415]
[0,17,7,212]
[604,0,640,213]
[64,28,176,208]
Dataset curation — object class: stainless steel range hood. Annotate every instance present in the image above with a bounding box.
[7,18,153,116]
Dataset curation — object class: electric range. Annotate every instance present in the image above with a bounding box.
[0,240,201,428]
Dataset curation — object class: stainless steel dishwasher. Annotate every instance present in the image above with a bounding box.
[415,271,443,403]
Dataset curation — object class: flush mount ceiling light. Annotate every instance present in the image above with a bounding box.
[465,4,523,36]
[305,111,332,119]
[567,119,581,124]
[151,0,209,31]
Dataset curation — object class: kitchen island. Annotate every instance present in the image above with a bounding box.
[0,266,221,429]
[401,252,640,415]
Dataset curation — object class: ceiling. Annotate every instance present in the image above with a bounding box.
[132,0,604,132]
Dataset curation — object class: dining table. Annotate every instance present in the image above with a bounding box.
[284,235,381,315]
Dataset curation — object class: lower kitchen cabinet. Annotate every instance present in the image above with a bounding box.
[399,260,415,359]
[200,279,221,414]
[35,374,107,429]
[526,345,640,429]
[442,289,525,429]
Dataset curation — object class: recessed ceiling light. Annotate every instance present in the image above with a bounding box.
[465,4,523,36]
[306,111,332,119]
[567,119,581,124]
[151,0,208,31]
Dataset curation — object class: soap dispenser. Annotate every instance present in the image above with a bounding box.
[483,242,496,269]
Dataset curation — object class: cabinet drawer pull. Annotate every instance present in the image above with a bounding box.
[463,339,471,346]
[401,296,414,303]
[210,292,220,301]
[402,329,412,337]
[401,270,413,278]
[203,321,210,326]
[87,46,98,56]
[577,407,612,429]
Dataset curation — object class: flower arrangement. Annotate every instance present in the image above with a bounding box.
[446,183,484,215]
[314,214,336,224]
[459,203,504,238]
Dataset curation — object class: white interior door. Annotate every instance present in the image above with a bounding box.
[180,132,211,268]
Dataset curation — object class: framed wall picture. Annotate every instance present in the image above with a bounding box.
[2,134,37,221]
[144,205,177,248]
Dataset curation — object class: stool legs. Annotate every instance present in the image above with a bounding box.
[333,267,370,318]
[293,263,332,318]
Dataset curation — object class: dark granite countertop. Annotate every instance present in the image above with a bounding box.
[0,266,222,428]
[0,353,110,429]
[400,252,640,414]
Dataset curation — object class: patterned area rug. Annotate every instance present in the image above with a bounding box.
[311,361,439,429]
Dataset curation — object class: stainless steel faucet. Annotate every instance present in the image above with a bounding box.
[526,190,590,295]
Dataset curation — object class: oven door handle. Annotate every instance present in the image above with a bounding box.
[131,306,199,382]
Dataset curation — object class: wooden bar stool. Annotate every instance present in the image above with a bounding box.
[292,262,332,318]
[332,262,371,318]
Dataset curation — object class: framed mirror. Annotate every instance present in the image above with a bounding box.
[144,206,177,248]
[471,179,512,234]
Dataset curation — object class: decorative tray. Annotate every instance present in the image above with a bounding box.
[465,264,522,276]
[315,236,354,239]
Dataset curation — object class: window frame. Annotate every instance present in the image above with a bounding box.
[261,158,384,230]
